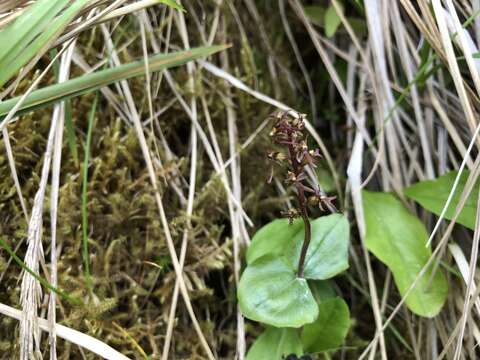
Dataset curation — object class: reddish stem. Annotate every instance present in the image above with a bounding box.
[287,138,311,278]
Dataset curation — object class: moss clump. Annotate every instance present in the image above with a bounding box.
[0,2,339,359]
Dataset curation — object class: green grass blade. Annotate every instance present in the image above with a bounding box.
[0,44,230,119]
[82,94,98,296]
[0,0,70,65]
[50,49,79,165]
[0,0,185,88]
[64,100,78,165]
[0,0,90,88]
[0,237,82,306]
[159,0,185,12]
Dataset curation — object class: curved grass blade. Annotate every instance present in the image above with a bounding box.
[0,45,230,119]
[0,0,70,65]
[0,0,90,88]
[0,0,186,89]
[0,237,82,306]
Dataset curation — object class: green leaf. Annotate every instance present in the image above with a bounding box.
[301,297,350,353]
[419,41,432,68]
[304,5,366,36]
[0,0,70,65]
[309,280,336,303]
[287,214,349,280]
[246,218,304,265]
[0,0,90,88]
[404,171,478,230]
[238,255,318,328]
[247,215,349,280]
[352,0,364,10]
[64,100,78,165]
[304,5,327,26]
[246,327,303,360]
[0,0,186,88]
[159,0,185,12]
[362,191,448,317]
[0,45,229,119]
[324,4,343,37]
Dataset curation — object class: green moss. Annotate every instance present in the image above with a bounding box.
[0,2,323,358]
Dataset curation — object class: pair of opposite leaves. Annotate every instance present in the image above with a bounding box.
[238,214,349,328]
[240,180,454,325]
[240,180,455,359]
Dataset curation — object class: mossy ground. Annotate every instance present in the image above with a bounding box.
[0,2,379,359]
